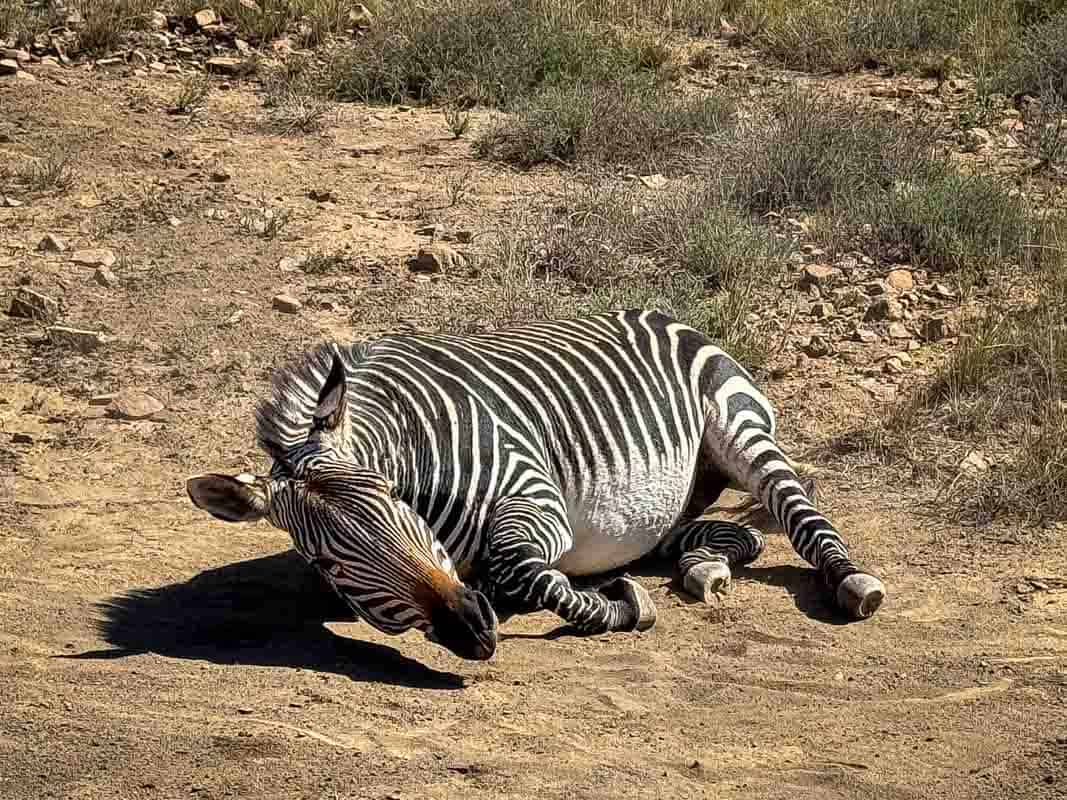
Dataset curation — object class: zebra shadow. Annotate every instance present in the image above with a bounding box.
[70,550,466,690]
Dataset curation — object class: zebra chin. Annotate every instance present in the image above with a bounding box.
[422,584,499,661]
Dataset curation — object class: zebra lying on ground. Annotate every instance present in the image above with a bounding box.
[187,310,885,661]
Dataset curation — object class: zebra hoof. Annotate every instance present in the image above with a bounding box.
[602,576,657,632]
[836,573,886,620]
[683,560,732,605]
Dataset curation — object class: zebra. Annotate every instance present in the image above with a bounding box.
[187,310,885,661]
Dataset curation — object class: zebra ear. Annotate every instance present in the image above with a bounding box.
[312,354,348,432]
[187,473,270,523]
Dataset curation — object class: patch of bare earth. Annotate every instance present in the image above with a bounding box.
[2,33,1065,800]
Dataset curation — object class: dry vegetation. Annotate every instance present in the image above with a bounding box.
[3,1,1067,797]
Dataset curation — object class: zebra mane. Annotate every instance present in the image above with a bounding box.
[254,340,370,465]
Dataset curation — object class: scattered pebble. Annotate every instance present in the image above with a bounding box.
[272,294,302,314]
[71,248,117,268]
[37,234,68,253]
[410,243,465,274]
[108,389,165,421]
[9,288,60,323]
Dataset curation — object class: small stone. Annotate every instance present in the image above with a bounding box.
[920,315,956,342]
[802,335,832,358]
[2,196,23,207]
[931,282,957,300]
[810,301,834,319]
[223,309,244,327]
[149,61,166,73]
[348,3,373,26]
[894,351,913,365]
[205,57,249,76]
[852,327,878,344]
[888,322,911,340]
[885,269,914,291]
[71,249,117,268]
[307,188,336,203]
[239,0,261,11]
[89,394,117,406]
[109,389,165,421]
[799,264,841,288]
[13,71,37,83]
[960,450,991,475]
[9,288,59,322]
[193,8,218,28]
[37,233,68,253]
[883,357,906,375]
[277,255,307,272]
[46,326,105,353]
[454,230,474,244]
[272,294,302,314]
[0,59,18,76]
[210,169,231,183]
[12,432,33,444]
[963,127,992,152]
[865,297,904,322]
[410,243,465,274]
[94,266,119,288]
[95,57,124,68]
[415,223,444,237]
[148,10,168,29]
[863,280,887,296]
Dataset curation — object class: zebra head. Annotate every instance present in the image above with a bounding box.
[185,353,498,662]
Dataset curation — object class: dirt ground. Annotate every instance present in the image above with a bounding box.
[2,50,1067,800]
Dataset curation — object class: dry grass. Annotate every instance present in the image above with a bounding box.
[473,77,734,173]
[863,225,1067,525]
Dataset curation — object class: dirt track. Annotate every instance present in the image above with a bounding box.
[2,62,1066,800]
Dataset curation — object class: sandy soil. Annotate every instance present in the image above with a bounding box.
[2,54,1066,800]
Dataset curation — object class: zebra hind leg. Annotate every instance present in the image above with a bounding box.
[659,520,766,606]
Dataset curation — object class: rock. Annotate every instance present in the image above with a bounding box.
[888,322,912,340]
[147,10,168,29]
[922,314,959,342]
[2,49,30,63]
[36,233,68,253]
[223,309,244,326]
[865,297,904,322]
[931,282,956,300]
[89,393,117,406]
[960,450,991,476]
[272,294,302,314]
[9,288,59,322]
[93,266,119,288]
[210,169,231,182]
[46,326,105,352]
[798,264,841,288]
[454,230,474,244]
[348,3,373,27]
[108,389,165,421]
[883,357,906,375]
[0,59,18,76]
[3,196,23,208]
[95,57,124,68]
[239,0,262,11]
[205,57,249,76]
[277,255,307,272]
[193,8,218,27]
[852,327,878,344]
[71,249,117,268]
[810,301,834,319]
[14,71,36,83]
[802,335,832,358]
[637,173,668,190]
[885,269,914,291]
[863,280,887,296]
[963,127,992,152]
[410,243,465,274]
[415,223,444,237]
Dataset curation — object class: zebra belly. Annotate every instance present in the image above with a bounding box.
[554,454,698,576]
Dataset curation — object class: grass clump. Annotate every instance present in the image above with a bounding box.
[417,182,789,366]
[171,0,352,45]
[993,8,1067,98]
[725,0,1049,75]
[322,0,674,107]
[73,0,155,55]
[474,77,734,173]
[873,228,1067,524]
[729,88,1040,278]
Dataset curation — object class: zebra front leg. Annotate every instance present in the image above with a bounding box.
[481,497,657,634]
[659,519,766,605]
